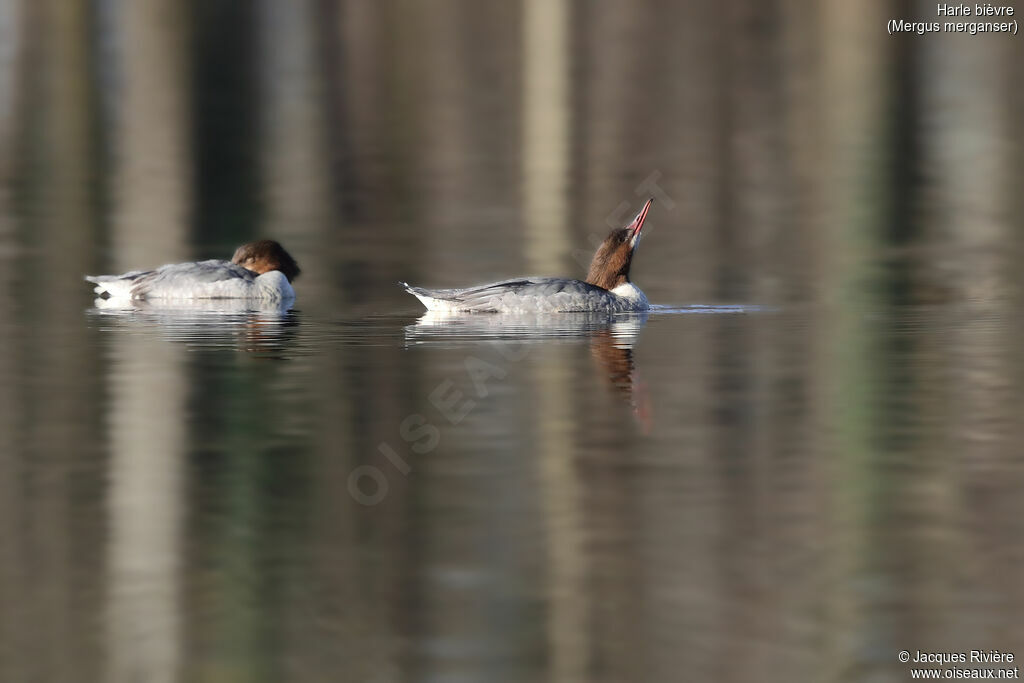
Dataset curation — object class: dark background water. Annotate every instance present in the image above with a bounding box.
[1,1,1023,681]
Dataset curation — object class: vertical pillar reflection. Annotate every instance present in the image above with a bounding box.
[11,0,104,678]
[0,3,26,678]
[521,1,586,678]
[258,0,329,266]
[106,343,186,683]
[534,350,585,683]
[522,0,570,274]
[105,1,190,680]
[110,0,190,269]
[920,24,1020,647]
[0,0,20,178]
[818,0,895,679]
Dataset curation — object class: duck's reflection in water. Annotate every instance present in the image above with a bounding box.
[406,311,651,427]
[587,322,652,431]
[89,298,300,357]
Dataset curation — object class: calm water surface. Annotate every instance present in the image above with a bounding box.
[4,291,1022,682]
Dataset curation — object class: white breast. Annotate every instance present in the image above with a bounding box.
[610,282,649,308]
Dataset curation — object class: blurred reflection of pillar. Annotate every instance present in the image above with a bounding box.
[919,29,1021,647]
[745,4,827,681]
[522,0,570,274]
[0,2,23,677]
[919,32,1010,300]
[818,0,890,679]
[106,343,186,683]
[257,1,336,669]
[258,0,329,305]
[0,0,20,180]
[533,347,584,682]
[521,0,585,679]
[105,1,190,681]
[414,1,521,282]
[415,0,477,277]
[5,0,107,679]
[918,25,1013,452]
[576,1,636,202]
[111,0,190,269]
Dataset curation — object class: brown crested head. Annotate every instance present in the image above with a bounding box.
[584,198,653,291]
[231,240,301,282]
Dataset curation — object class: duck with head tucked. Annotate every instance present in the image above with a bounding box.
[86,240,301,301]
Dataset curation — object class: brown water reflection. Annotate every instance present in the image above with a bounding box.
[1,1,1023,682]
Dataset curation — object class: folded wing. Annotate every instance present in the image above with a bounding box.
[87,260,258,299]
[403,277,617,312]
